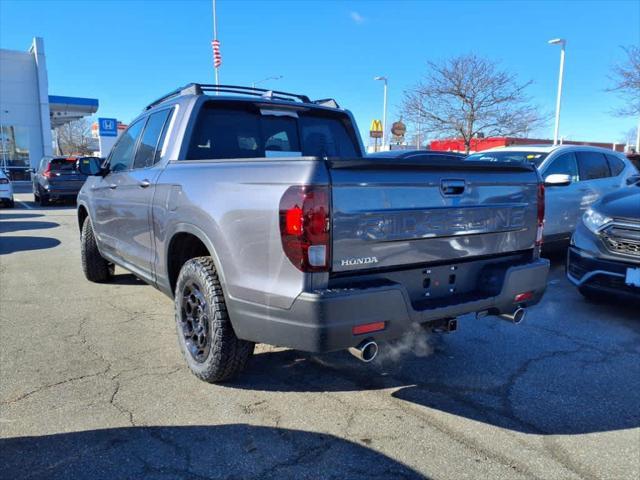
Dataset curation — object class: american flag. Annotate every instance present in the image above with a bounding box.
[211,39,222,68]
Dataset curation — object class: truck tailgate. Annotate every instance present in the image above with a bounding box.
[329,158,540,273]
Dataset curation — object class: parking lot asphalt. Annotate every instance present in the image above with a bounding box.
[1,192,639,480]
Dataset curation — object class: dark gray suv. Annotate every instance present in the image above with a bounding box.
[33,156,91,206]
[567,181,640,300]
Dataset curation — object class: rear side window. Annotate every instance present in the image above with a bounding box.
[605,154,625,176]
[186,103,358,160]
[543,152,579,182]
[264,116,300,153]
[109,120,145,172]
[576,151,610,180]
[133,109,173,169]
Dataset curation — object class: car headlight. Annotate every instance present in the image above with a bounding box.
[582,208,612,234]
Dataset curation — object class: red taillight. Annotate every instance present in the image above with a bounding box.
[279,185,330,272]
[514,291,534,303]
[536,182,545,246]
[352,321,386,335]
[43,164,53,179]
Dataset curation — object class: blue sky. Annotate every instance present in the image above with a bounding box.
[1,0,638,144]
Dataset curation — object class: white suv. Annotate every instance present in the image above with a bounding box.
[0,170,14,208]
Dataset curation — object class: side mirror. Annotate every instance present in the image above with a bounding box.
[544,173,572,186]
[31,168,36,174]
[78,157,106,176]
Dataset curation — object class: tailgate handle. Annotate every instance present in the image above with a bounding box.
[441,179,466,195]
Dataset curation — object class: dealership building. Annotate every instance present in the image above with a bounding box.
[0,37,99,180]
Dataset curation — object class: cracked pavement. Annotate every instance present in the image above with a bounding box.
[1,193,639,480]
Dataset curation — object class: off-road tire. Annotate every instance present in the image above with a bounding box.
[175,256,254,383]
[81,218,114,283]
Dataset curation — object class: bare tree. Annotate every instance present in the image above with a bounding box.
[608,46,640,117]
[401,54,546,153]
[55,118,94,156]
[619,127,638,146]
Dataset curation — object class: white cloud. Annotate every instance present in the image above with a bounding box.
[350,11,365,24]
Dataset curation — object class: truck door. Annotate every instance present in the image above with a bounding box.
[91,119,145,258]
[103,109,173,281]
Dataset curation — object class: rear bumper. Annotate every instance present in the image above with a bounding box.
[43,188,80,198]
[229,258,549,352]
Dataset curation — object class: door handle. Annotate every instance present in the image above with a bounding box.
[109,183,117,189]
[139,180,151,188]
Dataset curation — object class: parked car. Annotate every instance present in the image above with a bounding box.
[466,145,638,248]
[77,83,549,383]
[32,156,92,206]
[567,181,640,300]
[0,169,15,208]
[368,150,465,162]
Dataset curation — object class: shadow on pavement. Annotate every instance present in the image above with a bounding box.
[230,296,640,436]
[0,212,44,220]
[0,424,426,480]
[0,236,61,255]
[0,220,59,234]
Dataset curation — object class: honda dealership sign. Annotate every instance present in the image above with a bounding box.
[98,118,118,137]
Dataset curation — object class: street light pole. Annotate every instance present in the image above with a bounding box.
[374,76,388,149]
[549,38,566,146]
[252,75,283,89]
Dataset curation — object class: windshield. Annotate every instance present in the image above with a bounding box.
[187,102,360,160]
[465,151,548,166]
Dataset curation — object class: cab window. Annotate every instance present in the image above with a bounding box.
[109,120,145,172]
[133,109,173,169]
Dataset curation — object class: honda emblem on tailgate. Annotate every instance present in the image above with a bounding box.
[341,256,379,267]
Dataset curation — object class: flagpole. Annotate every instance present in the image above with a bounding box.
[212,0,219,87]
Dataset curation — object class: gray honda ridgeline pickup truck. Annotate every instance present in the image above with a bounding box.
[77,84,549,383]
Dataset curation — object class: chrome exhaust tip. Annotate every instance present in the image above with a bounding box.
[348,340,379,363]
[498,307,526,325]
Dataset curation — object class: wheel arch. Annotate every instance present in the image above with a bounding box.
[77,203,89,233]
[164,223,228,297]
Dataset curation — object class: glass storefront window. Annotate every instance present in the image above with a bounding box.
[0,125,31,180]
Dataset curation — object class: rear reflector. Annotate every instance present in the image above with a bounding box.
[352,321,386,335]
[514,291,534,303]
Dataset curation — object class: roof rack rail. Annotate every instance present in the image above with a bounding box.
[198,84,311,103]
[144,83,312,110]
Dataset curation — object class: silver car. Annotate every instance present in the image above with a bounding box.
[466,145,638,247]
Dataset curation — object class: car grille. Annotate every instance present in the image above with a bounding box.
[602,223,640,258]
